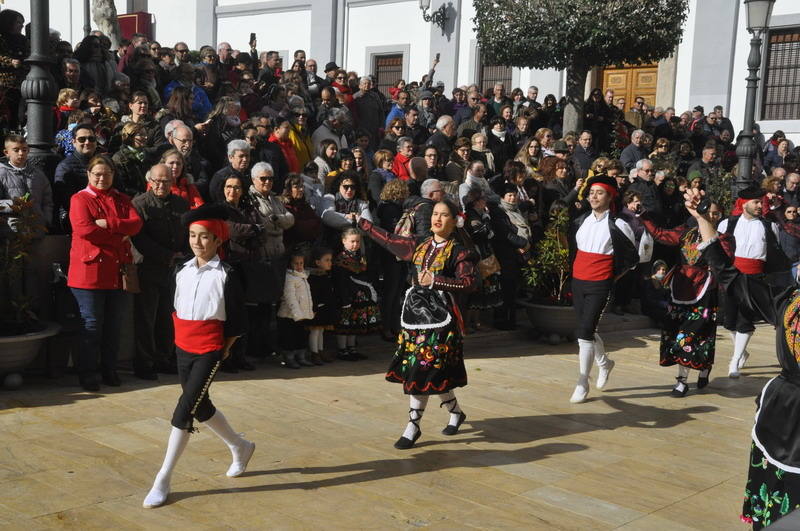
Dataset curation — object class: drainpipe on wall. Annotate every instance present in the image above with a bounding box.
[335,0,345,65]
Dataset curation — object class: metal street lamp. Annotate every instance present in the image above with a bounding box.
[20,0,58,176]
[735,0,776,195]
[419,0,448,31]
[84,0,91,37]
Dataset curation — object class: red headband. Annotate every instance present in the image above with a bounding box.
[191,219,229,242]
[591,182,618,198]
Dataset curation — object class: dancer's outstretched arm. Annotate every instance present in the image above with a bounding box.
[357,217,416,262]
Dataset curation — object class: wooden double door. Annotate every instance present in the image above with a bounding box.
[601,64,658,109]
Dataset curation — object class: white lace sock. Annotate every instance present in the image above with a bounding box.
[308,328,321,352]
[439,390,463,426]
[336,335,347,349]
[675,365,689,392]
[402,395,428,440]
[143,427,190,508]
[203,410,255,477]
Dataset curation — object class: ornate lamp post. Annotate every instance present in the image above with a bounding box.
[84,0,92,37]
[735,0,776,195]
[419,0,448,31]
[20,0,58,174]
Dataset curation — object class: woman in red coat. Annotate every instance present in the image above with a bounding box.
[68,154,143,391]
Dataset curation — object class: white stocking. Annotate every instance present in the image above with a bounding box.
[402,395,428,439]
[675,365,689,392]
[577,339,594,378]
[336,335,347,349]
[439,390,463,426]
[143,427,190,508]
[593,333,610,368]
[733,332,752,362]
[347,335,356,347]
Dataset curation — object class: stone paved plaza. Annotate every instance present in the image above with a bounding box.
[0,324,774,530]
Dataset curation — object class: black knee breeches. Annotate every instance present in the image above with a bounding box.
[722,287,756,333]
[572,278,613,341]
[171,348,222,430]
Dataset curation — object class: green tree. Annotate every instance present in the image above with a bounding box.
[472,0,689,134]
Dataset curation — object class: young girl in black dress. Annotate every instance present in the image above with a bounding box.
[332,228,381,361]
[307,246,337,363]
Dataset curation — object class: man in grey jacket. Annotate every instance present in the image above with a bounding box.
[620,129,649,174]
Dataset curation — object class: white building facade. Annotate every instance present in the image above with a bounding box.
[4,0,800,141]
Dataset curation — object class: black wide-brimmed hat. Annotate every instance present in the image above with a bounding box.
[579,173,618,201]
[738,185,765,200]
[182,204,230,241]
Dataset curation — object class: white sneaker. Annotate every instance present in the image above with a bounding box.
[737,350,750,370]
[570,377,589,403]
[728,358,741,379]
[596,359,615,390]
[227,439,255,477]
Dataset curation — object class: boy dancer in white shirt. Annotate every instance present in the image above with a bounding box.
[144,204,254,508]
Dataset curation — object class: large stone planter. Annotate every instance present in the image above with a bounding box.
[523,302,576,336]
[520,301,655,343]
[0,321,61,387]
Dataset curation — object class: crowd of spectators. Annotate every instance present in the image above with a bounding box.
[0,8,798,391]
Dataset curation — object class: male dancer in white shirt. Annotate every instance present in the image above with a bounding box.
[717,186,790,378]
[144,204,254,508]
[568,175,638,403]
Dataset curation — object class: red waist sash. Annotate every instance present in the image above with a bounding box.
[733,256,765,275]
[573,250,614,281]
[172,312,224,354]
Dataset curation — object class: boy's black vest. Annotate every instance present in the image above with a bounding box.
[724,215,791,275]
[568,210,638,279]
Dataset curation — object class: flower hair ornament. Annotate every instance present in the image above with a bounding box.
[456,212,466,229]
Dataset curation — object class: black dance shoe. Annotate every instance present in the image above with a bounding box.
[697,370,711,389]
[394,428,421,450]
[670,379,688,398]
[349,347,368,360]
[337,348,358,362]
[101,370,121,387]
[442,412,467,435]
[79,373,100,392]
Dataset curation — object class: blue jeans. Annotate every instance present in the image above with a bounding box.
[70,288,127,375]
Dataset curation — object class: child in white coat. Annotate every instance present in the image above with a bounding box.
[276,252,315,369]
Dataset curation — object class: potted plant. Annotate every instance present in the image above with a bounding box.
[0,194,60,387]
[520,207,576,342]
